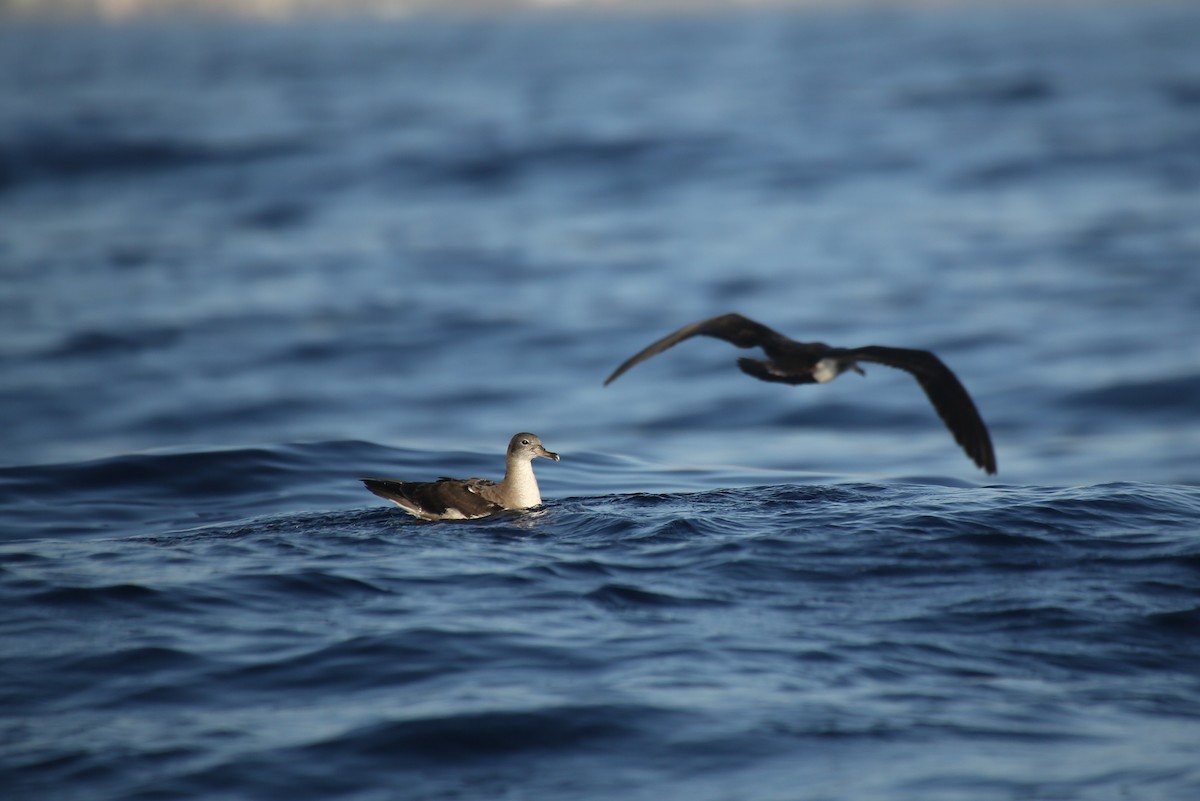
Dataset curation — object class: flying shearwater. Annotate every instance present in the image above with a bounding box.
[604,313,996,474]
[361,432,560,520]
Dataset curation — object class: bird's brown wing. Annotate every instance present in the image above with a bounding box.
[604,313,786,385]
[850,346,997,474]
[361,477,502,518]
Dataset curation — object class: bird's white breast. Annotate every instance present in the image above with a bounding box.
[813,357,841,383]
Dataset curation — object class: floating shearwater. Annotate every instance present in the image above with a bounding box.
[605,313,996,474]
[361,432,560,520]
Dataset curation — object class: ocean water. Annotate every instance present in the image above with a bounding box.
[2,4,1200,800]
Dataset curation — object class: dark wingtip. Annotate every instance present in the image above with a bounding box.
[361,477,403,499]
[603,355,640,386]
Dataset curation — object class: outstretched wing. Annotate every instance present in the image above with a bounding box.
[604,313,785,385]
[850,346,997,474]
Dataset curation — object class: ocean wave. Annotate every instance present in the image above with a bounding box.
[900,74,1057,108]
[1061,373,1200,417]
[384,131,726,194]
[0,129,305,190]
[5,463,1200,801]
[299,704,651,762]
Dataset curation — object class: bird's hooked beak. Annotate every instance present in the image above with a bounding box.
[536,445,560,462]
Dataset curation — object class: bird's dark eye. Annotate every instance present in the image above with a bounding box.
[521,439,530,445]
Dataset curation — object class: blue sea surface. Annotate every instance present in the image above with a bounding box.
[2,5,1200,800]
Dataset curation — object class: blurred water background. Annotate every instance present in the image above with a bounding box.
[2,3,1200,800]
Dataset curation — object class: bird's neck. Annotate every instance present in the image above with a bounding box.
[502,458,542,508]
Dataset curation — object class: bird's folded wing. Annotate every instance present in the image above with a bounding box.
[363,477,502,517]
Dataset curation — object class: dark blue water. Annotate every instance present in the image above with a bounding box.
[3,5,1200,800]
